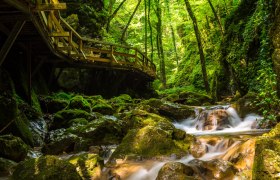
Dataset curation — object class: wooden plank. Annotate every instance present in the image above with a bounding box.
[34,3,67,11]
[0,20,26,66]
[49,32,70,37]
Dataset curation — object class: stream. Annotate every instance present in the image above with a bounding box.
[109,105,269,180]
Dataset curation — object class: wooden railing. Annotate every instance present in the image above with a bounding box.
[30,0,156,78]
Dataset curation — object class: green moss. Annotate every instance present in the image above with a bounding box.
[40,96,69,114]
[111,126,192,159]
[52,92,73,101]
[91,99,114,115]
[13,112,34,146]
[67,96,91,113]
[12,155,82,180]
[52,109,92,129]
[68,153,104,180]
[0,135,29,162]
[110,94,133,104]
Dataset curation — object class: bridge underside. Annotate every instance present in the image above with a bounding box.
[0,1,156,98]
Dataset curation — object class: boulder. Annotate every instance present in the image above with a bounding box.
[67,95,91,113]
[39,96,68,114]
[0,135,29,162]
[110,125,193,160]
[91,99,114,115]
[189,159,237,179]
[68,153,104,180]
[156,162,197,180]
[12,155,81,180]
[42,129,80,155]
[252,123,280,179]
[231,92,258,118]
[52,109,92,129]
[190,140,207,158]
[203,109,230,130]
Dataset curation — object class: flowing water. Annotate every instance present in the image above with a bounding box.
[111,105,270,180]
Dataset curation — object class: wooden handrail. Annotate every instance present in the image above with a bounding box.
[26,0,156,78]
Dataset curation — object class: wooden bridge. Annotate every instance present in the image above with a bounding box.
[0,0,156,79]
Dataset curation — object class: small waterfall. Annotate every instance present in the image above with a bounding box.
[124,105,267,180]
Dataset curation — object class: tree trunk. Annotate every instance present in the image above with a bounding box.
[106,0,128,32]
[148,0,154,62]
[165,0,179,66]
[145,0,148,56]
[156,0,166,88]
[121,0,142,42]
[184,0,210,93]
[207,0,224,35]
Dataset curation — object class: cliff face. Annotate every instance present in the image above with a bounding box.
[272,0,280,97]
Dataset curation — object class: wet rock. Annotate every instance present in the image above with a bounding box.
[203,109,230,130]
[42,129,80,155]
[11,155,81,180]
[67,153,104,180]
[189,159,237,179]
[172,128,186,140]
[67,95,91,113]
[190,140,207,158]
[0,135,29,162]
[156,162,197,180]
[0,157,17,177]
[177,91,213,106]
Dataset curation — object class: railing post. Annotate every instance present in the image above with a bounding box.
[134,49,137,65]
[110,45,113,62]
[79,39,83,51]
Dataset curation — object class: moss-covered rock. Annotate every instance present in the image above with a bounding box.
[177,91,213,106]
[110,94,134,113]
[110,125,193,159]
[140,99,195,120]
[11,155,82,180]
[42,129,80,155]
[39,96,69,114]
[252,123,280,179]
[0,157,17,177]
[68,153,104,180]
[156,162,196,180]
[74,117,123,145]
[52,109,92,129]
[68,95,91,113]
[91,99,114,115]
[231,92,258,118]
[0,135,28,162]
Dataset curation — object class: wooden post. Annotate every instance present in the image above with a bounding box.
[0,20,26,66]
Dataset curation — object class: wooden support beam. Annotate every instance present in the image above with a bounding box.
[34,3,67,11]
[0,20,26,66]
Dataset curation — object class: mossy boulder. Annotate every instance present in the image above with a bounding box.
[68,153,104,180]
[52,109,92,129]
[253,149,280,180]
[11,155,82,180]
[67,96,91,113]
[39,96,68,114]
[0,135,29,162]
[231,92,258,118]
[141,99,195,120]
[156,162,196,180]
[73,117,123,145]
[42,129,80,155]
[91,99,114,115]
[252,123,280,179]
[0,157,17,177]
[110,125,193,160]
[177,91,213,106]
[110,94,134,113]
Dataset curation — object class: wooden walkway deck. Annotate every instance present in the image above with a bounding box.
[2,0,156,79]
